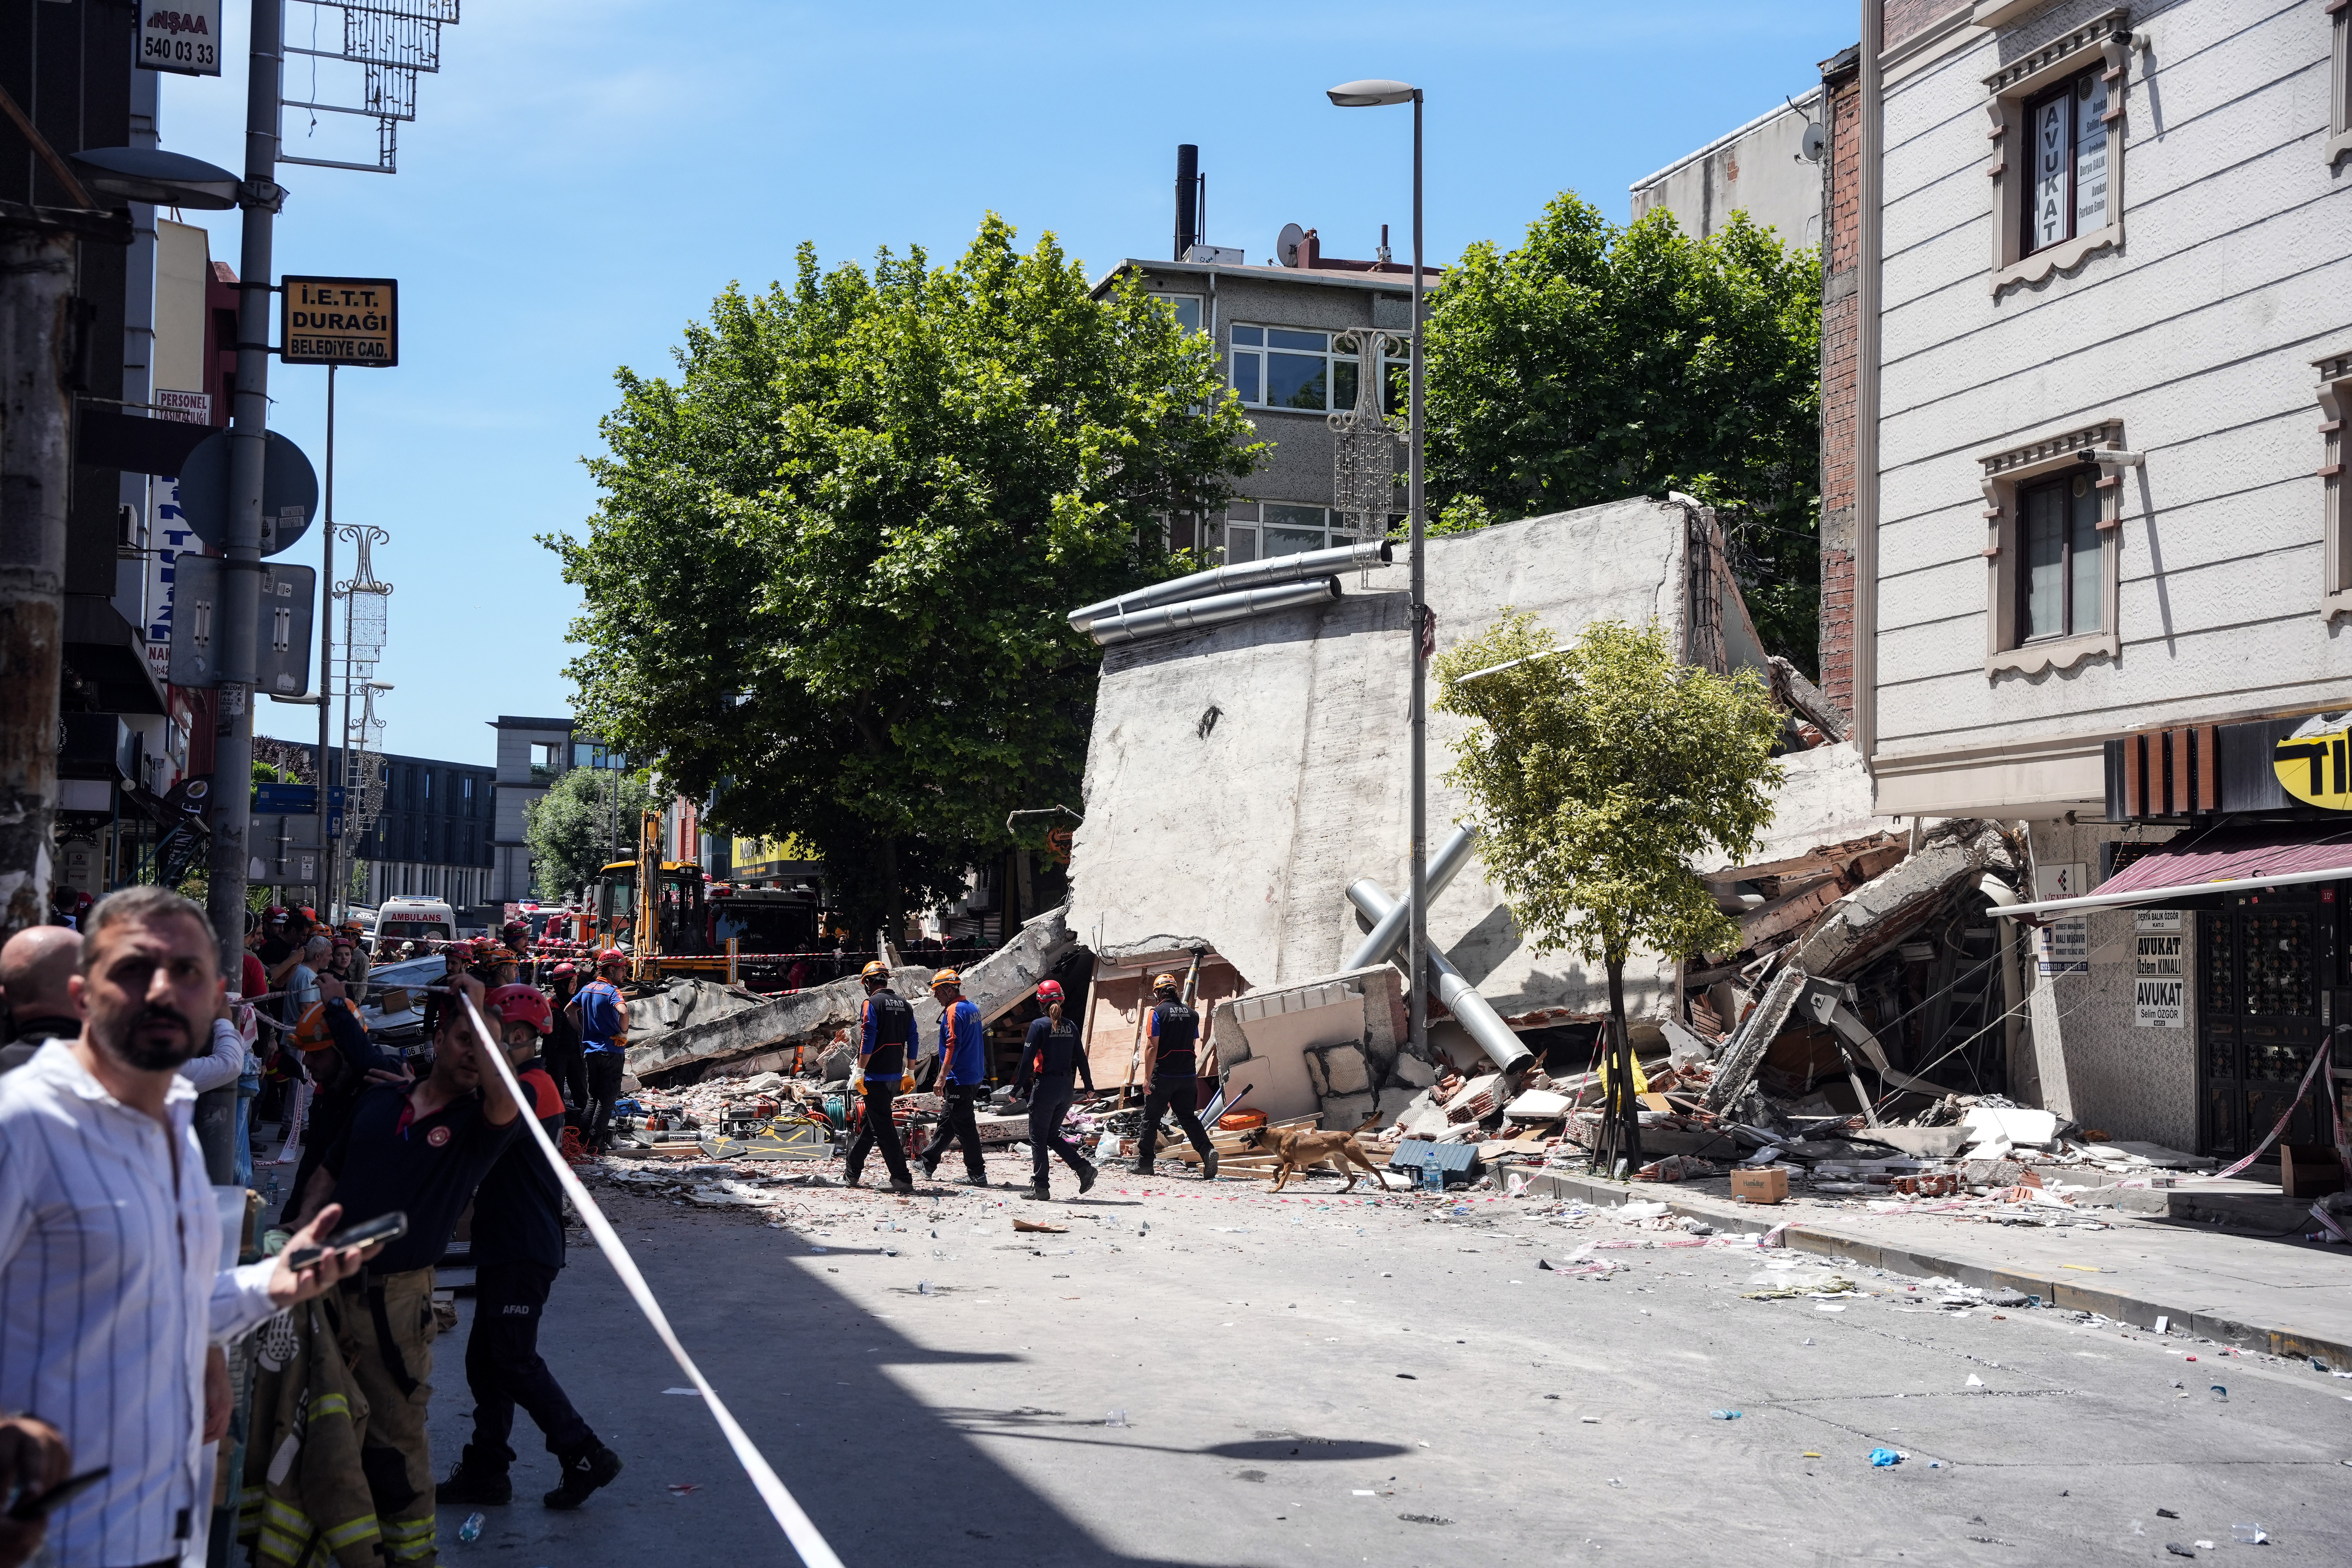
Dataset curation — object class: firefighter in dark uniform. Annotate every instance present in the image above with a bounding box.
[843,960,916,1193]
[1133,972,1218,1178]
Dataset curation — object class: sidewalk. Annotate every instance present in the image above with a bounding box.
[1520,1166,2352,1369]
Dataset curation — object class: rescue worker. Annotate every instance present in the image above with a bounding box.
[1012,982,1097,1200]
[842,960,916,1193]
[278,973,404,1226]
[439,985,623,1511]
[1133,972,1217,1179]
[918,968,989,1186]
[420,942,483,1050]
[540,963,586,1114]
[290,992,523,1568]
[567,949,630,1154]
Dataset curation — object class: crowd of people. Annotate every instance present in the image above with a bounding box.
[0,892,628,1568]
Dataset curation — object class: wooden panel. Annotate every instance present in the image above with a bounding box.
[2123,730,2145,819]
[2195,723,2219,814]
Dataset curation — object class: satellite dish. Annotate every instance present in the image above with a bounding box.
[1277,222,1306,267]
[1800,122,1827,163]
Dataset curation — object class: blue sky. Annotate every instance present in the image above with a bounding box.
[162,0,1855,767]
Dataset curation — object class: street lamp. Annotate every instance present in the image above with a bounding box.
[1328,77,1429,1064]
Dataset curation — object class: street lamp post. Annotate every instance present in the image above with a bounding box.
[1327,78,1428,1063]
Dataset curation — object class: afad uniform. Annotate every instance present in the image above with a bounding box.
[843,989,915,1188]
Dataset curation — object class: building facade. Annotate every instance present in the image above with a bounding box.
[1629,83,1830,249]
[1093,167,1430,564]
[1839,0,2352,1156]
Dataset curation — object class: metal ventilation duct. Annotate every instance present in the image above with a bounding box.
[1068,538,1391,633]
[1344,823,1480,972]
[1345,879,1535,1074]
[1087,578,1340,647]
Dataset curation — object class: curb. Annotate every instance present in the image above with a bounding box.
[1517,1168,2352,1372]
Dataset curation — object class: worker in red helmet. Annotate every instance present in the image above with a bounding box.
[1012,978,1098,1200]
[919,969,991,1187]
[565,950,631,1155]
[540,962,585,1114]
[441,985,623,1512]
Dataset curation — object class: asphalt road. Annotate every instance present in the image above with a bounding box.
[422,1155,2352,1567]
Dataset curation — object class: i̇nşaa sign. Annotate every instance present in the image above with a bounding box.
[281,277,398,368]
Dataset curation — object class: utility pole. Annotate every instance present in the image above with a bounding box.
[207,0,288,973]
[0,219,80,936]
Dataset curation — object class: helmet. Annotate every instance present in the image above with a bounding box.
[1150,972,1181,993]
[265,905,289,922]
[860,959,890,983]
[551,961,578,977]
[487,946,519,965]
[595,947,627,967]
[931,968,963,991]
[1033,979,1062,1005]
[292,1000,351,1053]
[487,984,553,1036]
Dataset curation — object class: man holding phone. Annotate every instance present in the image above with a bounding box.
[293,986,521,1567]
[0,886,380,1568]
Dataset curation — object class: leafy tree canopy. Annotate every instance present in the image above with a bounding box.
[524,765,665,904]
[1433,614,1784,1166]
[552,217,1261,934]
[1423,199,1821,669]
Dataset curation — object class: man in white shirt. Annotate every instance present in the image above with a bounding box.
[0,886,381,1568]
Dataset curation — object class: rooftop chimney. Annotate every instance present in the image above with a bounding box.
[1174,144,1198,261]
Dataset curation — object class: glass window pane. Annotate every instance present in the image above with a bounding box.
[2023,484,2065,640]
[1164,296,1202,332]
[1263,525,1328,557]
[2068,475,2104,634]
[2073,75,2109,235]
[1225,525,1259,564]
[1231,325,1264,346]
[1267,328,1326,351]
[1233,351,1260,403]
[1384,360,1408,418]
[1334,359,1359,410]
[1267,353,1326,409]
[1264,503,1326,530]
[2031,93,2069,251]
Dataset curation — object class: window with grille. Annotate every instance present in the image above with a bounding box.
[2023,69,2110,256]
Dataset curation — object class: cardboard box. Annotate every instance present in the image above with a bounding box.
[1729,1165,1789,1205]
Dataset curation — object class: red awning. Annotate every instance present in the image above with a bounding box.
[1997,825,2352,918]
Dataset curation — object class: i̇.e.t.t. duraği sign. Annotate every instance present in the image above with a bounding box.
[280,276,398,368]
[2273,713,2352,811]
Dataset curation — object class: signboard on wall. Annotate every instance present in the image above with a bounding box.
[138,3,222,77]
[2133,908,2185,1028]
[2274,713,2352,811]
[280,277,399,368]
[2034,862,2090,976]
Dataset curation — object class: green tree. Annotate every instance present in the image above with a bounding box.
[552,216,1260,936]
[1423,199,1821,668]
[523,765,664,904]
[1433,615,1782,1172]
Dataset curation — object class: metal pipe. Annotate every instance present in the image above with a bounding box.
[1087,577,1339,647]
[1345,879,1532,1074]
[1343,822,1479,971]
[1068,538,1388,632]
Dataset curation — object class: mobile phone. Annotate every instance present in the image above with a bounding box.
[6,1466,110,1522]
[284,1209,407,1271]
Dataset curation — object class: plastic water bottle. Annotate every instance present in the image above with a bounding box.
[1421,1151,1443,1194]
[457,1512,484,1543]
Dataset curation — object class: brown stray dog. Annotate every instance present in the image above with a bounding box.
[1246,1116,1393,1193]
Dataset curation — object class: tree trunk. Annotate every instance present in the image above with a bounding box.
[1606,951,1642,1175]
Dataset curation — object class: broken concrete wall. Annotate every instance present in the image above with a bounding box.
[1071,498,1762,1038]
[1210,965,1409,1129]
[1693,741,1884,881]
[625,902,1084,1086]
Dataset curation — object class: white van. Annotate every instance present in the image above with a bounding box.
[372,897,455,955]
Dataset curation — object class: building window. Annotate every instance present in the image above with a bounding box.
[1983,11,2130,293]
[1229,326,1407,414]
[1978,420,2127,675]
[2017,472,2104,639]
[2316,349,2352,618]
[2023,70,2109,256]
[2331,0,2352,164]
[462,776,475,816]
[1155,293,1203,333]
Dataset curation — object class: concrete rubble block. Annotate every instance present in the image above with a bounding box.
[1375,1085,1424,1124]
[1209,965,1405,1125]
[1318,1092,1378,1131]
[1391,1051,1438,1088]
[1506,1088,1571,1122]
[1445,1073,1503,1124]
[1402,1105,1452,1140]
[1307,1042,1373,1098]
[1962,1106,2057,1149]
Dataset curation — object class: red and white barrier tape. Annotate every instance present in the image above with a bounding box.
[458,995,844,1568]
[2187,1034,2343,1183]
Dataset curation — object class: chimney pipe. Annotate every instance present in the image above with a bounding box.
[1174,144,1198,260]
